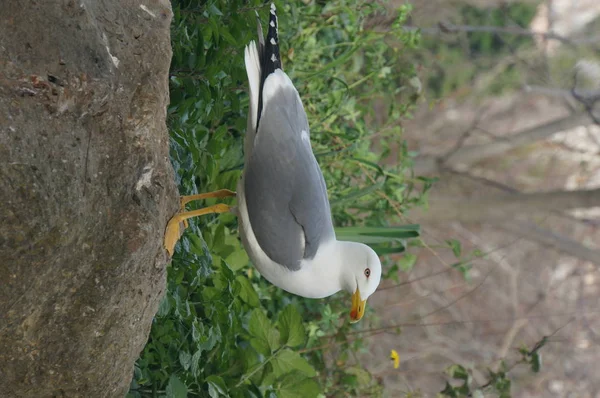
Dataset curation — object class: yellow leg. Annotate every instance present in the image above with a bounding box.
[179,189,236,228]
[180,189,236,207]
[164,203,232,257]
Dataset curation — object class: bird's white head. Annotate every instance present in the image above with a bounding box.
[338,242,382,323]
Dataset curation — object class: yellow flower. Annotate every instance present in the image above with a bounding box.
[390,349,400,369]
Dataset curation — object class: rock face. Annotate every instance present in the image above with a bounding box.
[0,1,177,396]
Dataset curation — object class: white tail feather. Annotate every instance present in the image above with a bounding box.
[244,40,262,133]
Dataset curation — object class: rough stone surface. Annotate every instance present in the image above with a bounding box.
[0,1,177,396]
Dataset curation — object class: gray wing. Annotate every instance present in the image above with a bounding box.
[244,81,334,271]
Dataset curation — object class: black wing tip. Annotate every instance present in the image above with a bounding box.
[265,2,281,72]
[256,2,282,130]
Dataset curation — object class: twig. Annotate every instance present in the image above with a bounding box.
[499,221,600,266]
[416,267,491,320]
[414,113,593,175]
[469,319,574,395]
[346,309,597,337]
[439,107,490,168]
[413,22,575,46]
[572,68,600,126]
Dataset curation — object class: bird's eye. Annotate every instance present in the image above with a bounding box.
[364,268,371,278]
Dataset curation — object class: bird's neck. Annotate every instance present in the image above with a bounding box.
[275,240,359,299]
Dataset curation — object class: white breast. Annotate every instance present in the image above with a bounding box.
[236,175,342,298]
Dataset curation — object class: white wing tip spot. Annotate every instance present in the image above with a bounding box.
[270,38,276,45]
[270,20,275,27]
[271,53,277,63]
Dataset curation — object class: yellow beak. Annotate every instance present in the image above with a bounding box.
[350,288,367,323]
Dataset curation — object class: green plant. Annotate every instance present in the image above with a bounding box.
[130,1,426,397]
[440,336,548,398]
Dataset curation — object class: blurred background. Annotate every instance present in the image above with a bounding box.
[366,0,600,396]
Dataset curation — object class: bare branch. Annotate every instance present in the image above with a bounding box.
[408,22,576,46]
[499,221,600,265]
[572,62,600,125]
[414,112,593,175]
[525,85,600,100]
[414,187,600,223]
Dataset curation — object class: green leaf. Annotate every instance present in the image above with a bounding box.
[200,326,221,351]
[352,157,385,176]
[249,309,271,341]
[260,362,276,387]
[345,366,371,385]
[212,224,226,251]
[207,384,219,398]
[195,29,205,69]
[384,263,400,282]
[278,305,305,348]
[249,309,280,352]
[531,352,542,373]
[446,239,462,257]
[190,350,202,377]
[335,235,403,245]
[440,381,458,398]
[226,248,249,271]
[250,337,271,357]
[157,296,171,317]
[192,320,203,343]
[451,261,472,281]
[236,275,260,307]
[207,4,223,17]
[372,244,406,256]
[166,374,187,398]
[446,364,470,381]
[335,225,420,244]
[278,373,320,398]
[337,225,420,237]
[330,179,385,208]
[220,29,238,46]
[301,44,360,78]
[397,253,417,272]
[206,375,228,398]
[267,329,281,352]
[179,351,192,371]
[271,349,316,378]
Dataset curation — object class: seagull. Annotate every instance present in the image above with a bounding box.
[165,3,382,322]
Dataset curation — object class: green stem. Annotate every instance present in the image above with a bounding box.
[235,348,283,388]
[347,71,376,90]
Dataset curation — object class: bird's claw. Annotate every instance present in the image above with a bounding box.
[179,198,189,229]
[164,216,187,257]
